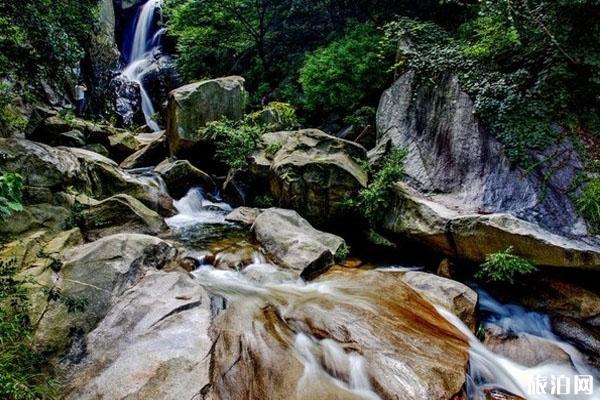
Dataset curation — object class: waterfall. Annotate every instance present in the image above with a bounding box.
[119,0,164,131]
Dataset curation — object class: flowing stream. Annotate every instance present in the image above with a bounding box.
[164,188,600,399]
[119,0,164,131]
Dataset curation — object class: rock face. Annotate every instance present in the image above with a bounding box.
[252,208,346,279]
[79,194,167,240]
[166,76,246,155]
[384,183,600,268]
[120,132,167,169]
[375,72,600,268]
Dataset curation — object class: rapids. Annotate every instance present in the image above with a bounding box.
[164,188,600,399]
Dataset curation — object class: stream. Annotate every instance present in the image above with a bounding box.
[164,188,600,400]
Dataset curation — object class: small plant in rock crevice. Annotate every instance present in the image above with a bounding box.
[476,246,536,284]
[0,172,24,222]
[576,178,600,232]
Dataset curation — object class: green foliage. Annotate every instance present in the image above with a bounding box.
[254,194,275,208]
[344,106,376,130]
[203,117,265,169]
[0,253,88,400]
[0,173,23,222]
[265,143,283,160]
[476,247,536,284]
[348,147,407,224]
[0,0,100,81]
[0,84,26,136]
[334,243,350,262]
[576,178,600,232]
[382,2,600,168]
[300,23,392,117]
[264,102,298,130]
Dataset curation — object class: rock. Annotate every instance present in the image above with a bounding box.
[0,138,174,216]
[79,194,167,240]
[139,55,181,119]
[483,327,571,367]
[551,316,600,364]
[225,207,262,226]
[0,204,71,236]
[58,130,86,147]
[88,0,120,115]
[83,143,110,157]
[251,208,346,279]
[109,76,145,128]
[384,182,600,269]
[205,266,469,400]
[119,132,167,169]
[375,71,586,237]
[61,270,211,400]
[398,270,478,331]
[30,234,173,354]
[437,258,455,279]
[154,159,214,198]
[166,76,246,155]
[256,129,368,225]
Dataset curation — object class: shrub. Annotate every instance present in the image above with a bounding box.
[265,102,298,130]
[334,243,351,262]
[0,173,23,222]
[203,118,265,169]
[347,147,407,224]
[576,178,600,232]
[476,247,536,284]
[300,23,393,117]
[0,84,26,136]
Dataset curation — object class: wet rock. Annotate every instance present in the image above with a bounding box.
[154,159,214,198]
[551,316,600,365]
[252,208,346,280]
[384,182,600,269]
[109,76,145,128]
[225,207,263,226]
[166,76,246,155]
[79,194,167,240]
[0,204,71,236]
[399,270,478,331]
[207,266,469,400]
[61,269,211,399]
[83,143,110,157]
[119,132,167,169]
[483,327,571,367]
[29,234,171,354]
[265,129,368,225]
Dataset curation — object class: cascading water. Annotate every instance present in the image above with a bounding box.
[439,290,600,400]
[118,0,164,131]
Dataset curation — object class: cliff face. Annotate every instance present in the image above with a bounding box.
[375,71,587,238]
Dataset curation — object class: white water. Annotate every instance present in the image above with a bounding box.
[439,291,600,400]
[165,188,232,228]
[120,0,163,131]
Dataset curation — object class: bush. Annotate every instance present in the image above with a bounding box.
[476,247,536,284]
[347,147,407,224]
[299,23,393,118]
[203,117,265,169]
[576,178,600,232]
[264,102,298,130]
[0,173,23,222]
[0,84,26,136]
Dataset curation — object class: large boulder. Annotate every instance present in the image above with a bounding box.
[265,129,368,224]
[375,72,600,268]
[154,159,214,198]
[61,269,212,400]
[251,208,346,279]
[28,234,174,354]
[78,194,167,240]
[166,76,246,155]
[119,132,168,169]
[384,183,600,268]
